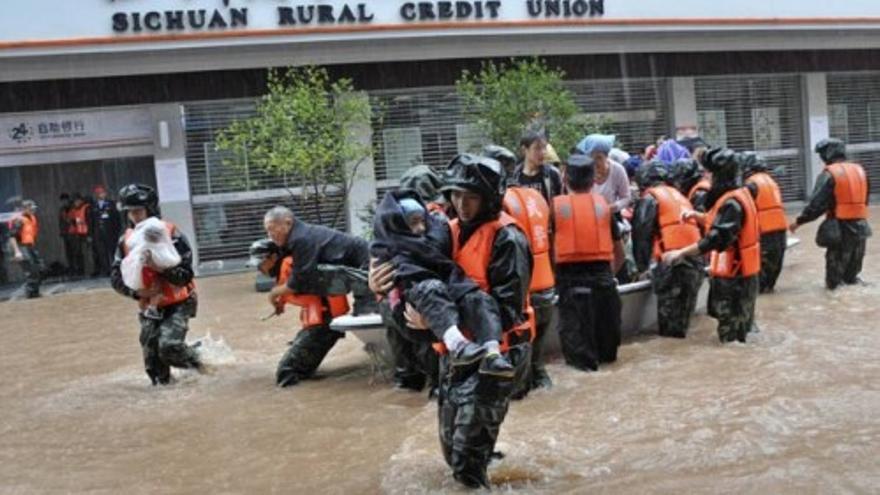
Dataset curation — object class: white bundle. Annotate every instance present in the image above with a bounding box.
[121,217,181,290]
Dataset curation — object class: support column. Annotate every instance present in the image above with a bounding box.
[669,77,698,139]
[343,91,377,238]
[803,73,830,197]
[149,104,199,270]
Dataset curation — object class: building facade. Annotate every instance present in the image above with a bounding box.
[3,0,880,274]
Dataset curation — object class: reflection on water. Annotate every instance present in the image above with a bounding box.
[1,210,879,493]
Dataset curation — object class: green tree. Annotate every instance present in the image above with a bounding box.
[456,58,604,160]
[215,67,372,228]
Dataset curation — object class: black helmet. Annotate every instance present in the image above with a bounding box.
[814,138,847,164]
[670,158,702,190]
[118,184,158,212]
[737,151,768,179]
[482,145,518,173]
[565,153,596,191]
[635,161,669,190]
[399,165,445,204]
[702,147,739,189]
[443,153,506,216]
[247,238,279,268]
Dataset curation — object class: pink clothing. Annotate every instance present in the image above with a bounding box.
[594,160,632,213]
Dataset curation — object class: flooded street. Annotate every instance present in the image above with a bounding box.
[2,210,879,494]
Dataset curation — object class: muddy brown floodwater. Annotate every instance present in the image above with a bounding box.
[2,208,880,494]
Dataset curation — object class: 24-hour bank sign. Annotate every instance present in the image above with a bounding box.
[1,0,880,50]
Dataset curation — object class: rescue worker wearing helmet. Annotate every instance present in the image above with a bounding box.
[790,138,871,290]
[663,148,761,343]
[484,143,555,392]
[671,158,711,213]
[386,164,449,395]
[631,162,705,338]
[740,152,789,293]
[371,153,533,488]
[248,237,351,387]
[552,153,625,371]
[110,184,203,385]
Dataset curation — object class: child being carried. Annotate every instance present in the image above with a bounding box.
[121,217,182,320]
[371,190,514,378]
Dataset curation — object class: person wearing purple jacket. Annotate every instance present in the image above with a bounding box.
[656,139,692,167]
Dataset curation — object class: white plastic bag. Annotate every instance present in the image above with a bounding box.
[121,217,181,290]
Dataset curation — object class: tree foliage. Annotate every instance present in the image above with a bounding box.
[456,58,605,160]
[215,67,372,227]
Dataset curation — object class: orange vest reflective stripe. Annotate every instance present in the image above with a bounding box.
[745,172,788,234]
[503,187,555,292]
[68,204,89,236]
[826,163,868,220]
[688,178,711,204]
[277,257,350,327]
[447,213,536,352]
[706,188,761,279]
[553,193,614,264]
[17,213,39,246]
[646,185,702,259]
[123,221,194,307]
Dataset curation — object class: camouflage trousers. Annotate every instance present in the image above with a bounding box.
[759,231,787,293]
[654,262,704,339]
[19,245,43,298]
[825,237,867,290]
[438,342,531,489]
[276,326,343,387]
[138,299,201,385]
[707,275,759,343]
[381,300,438,392]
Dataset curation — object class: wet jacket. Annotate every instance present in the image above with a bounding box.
[795,166,872,239]
[283,218,370,294]
[632,185,702,272]
[10,213,39,246]
[553,192,615,264]
[67,203,90,236]
[502,187,555,293]
[277,256,350,327]
[688,178,711,212]
[111,219,196,307]
[745,172,788,234]
[700,188,761,278]
[370,189,477,302]
[450,213,534,346]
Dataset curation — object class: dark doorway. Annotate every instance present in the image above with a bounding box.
[2,156,156,283]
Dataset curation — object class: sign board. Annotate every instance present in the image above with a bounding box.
[2,1,880,55]
[0,107,152,154]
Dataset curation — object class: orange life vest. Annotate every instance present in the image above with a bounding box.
[745,172,788,234]
[68,204,90,236]
[706,188,761,279]
[440,213,536,353]
[276,256,350,327]
[826,163,868,220]
[645,184,702,260]
[503,187,555,292]
[552,192,614,264]
[16,213,39,246]
[688,178,711,204]
[123,221,194,308]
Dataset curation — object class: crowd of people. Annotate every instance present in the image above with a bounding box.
[1,129,870,489]
[0,184,122,298]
